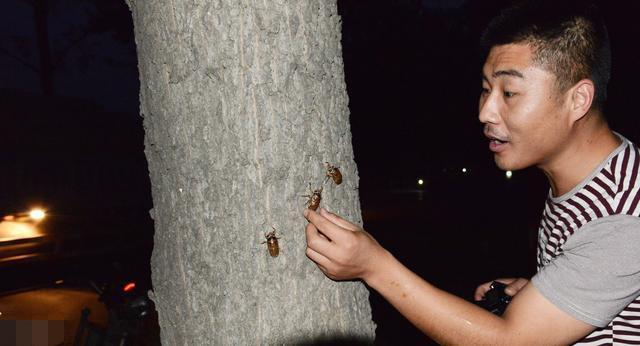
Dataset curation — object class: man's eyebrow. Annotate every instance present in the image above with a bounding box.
[481,69,525,81]
[492,69,524,79]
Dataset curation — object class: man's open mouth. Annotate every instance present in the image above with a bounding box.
[486,133,510,152]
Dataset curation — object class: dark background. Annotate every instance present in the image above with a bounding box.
[1,0,639,344]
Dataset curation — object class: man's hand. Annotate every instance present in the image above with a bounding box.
[303,208,390,282]
[474,278,529,301]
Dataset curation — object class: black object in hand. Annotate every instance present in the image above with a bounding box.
[475,281,512,316]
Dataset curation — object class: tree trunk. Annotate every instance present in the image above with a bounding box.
[126,0,375,344]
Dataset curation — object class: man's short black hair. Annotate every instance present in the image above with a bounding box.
[480,0,611,111]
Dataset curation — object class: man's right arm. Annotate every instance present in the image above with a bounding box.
[365,252,595,345]
[304,208,596,345]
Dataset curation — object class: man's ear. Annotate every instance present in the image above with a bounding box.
[568,79,595,122]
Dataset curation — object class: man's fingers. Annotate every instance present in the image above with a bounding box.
[305,222,334,254]
[305,246,333,270]
[305,222,340,277]
[474,281,494,301]
[474,278,520,300]
[304,208,349,242]
[505,278,529,296]
[319,208,360,231]
[495,278,517,285]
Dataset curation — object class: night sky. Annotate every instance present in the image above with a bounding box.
[0,0,138,113]
[1,0,640,343]
[2,0,639,180]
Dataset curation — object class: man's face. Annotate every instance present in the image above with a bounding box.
[479,43,572,171]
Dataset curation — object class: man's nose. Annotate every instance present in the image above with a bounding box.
[478,94,500,125]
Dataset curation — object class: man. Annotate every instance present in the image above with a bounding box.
[303,0,640,344]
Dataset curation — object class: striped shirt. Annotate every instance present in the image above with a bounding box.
[535,136,640,345]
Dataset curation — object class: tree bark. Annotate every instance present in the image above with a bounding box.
[126,0,375,344]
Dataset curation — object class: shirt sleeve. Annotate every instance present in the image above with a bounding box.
[531,214,640,327]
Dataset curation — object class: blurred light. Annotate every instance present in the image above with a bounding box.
[0,221,42,242]
[123,282,136,293]
[417,179,424,186]
[29,209,46,221]
[462,168,467,173]
[505,170,513,179]
[3,215,14,221]
[55,280,64,285]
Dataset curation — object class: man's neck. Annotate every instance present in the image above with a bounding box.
[540,115,621,197]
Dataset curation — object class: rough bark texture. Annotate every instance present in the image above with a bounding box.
[127,0,375,344]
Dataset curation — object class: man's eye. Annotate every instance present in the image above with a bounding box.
[504,91,516,98]
[481,87,490,94]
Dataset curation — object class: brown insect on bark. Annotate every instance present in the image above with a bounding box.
[262,227,280,257]
[324,162,342,185]
[302,184,323,211]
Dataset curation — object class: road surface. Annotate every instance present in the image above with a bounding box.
[0,287,107,345]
